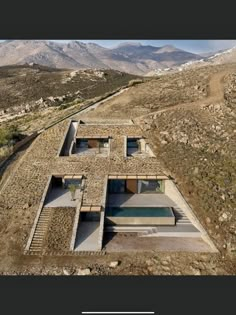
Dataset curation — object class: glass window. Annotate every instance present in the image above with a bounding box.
[127,139,139,148]
[99,139,109,148]
[138,180,163,193]
[78,139,88,148]
[108,180,126,193]
[64,178,81,189]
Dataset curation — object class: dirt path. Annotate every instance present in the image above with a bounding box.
[135,68,236,120]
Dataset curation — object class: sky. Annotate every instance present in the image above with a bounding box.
[1,40,236,54]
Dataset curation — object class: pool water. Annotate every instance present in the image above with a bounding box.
[106,207,173,217]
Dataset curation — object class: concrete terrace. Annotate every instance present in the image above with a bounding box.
[74,221,100,251]
[73,146,108,157]
[44,187,81,208]
[107,193,176,207]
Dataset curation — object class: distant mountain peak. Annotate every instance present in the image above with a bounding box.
[0,40,202,75]
[156,44,182,53]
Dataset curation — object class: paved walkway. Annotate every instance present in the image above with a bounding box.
[74,221,100,251]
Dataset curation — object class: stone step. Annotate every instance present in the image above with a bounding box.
[35,228,48,232]
[30,245,42,249]
[36,223,49,227]
[177,222,191,225]
[105,226,155,233]
[31,242,43,246]
[29,207,52,252]
[29,248,42,252]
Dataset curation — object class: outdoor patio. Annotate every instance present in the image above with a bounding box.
[127,147,151,158]
[44,187,81,207]
[73,146,108,157]
[107,193,177,207]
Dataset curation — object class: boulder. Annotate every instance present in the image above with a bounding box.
[77,268,91,276]
[109,261,120,268]
[161,140,168,145]
[63,268,75,276]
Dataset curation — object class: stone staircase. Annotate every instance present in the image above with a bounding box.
[104,225,156,233]
[172,206,191,225]
[29,207,51,252]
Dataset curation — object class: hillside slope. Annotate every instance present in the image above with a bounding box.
[82,63,236,255]
[0,64,139,116]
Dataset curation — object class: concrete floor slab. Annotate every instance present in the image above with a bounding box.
[127,147,150,158]
[104,234,214,252]
[107,193,176,207]
[74,221,100,251]
[44,188,81,208]
[73,147,108,157]
[157,224,199,232]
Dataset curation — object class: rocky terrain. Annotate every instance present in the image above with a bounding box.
[0,252,235,275]
[0,65,138,118]
[85,63,236,255]
[44,207,75,252]
[0,62,235,275]
[83,64,229,119]
[78,63,236,271]
[0,65,139,161]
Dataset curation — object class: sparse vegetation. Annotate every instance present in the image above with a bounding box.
[0,125,21,147]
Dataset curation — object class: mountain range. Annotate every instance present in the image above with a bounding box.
[0,40,204,75]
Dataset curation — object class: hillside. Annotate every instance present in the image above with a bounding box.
[81,63,236,258]
[0,64,139,117]
[0,62,235,275]
[0,64,140,160]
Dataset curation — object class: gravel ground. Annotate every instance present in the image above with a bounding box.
[43,207,76,252]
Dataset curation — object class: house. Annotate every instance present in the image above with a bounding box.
[26,118,214,253]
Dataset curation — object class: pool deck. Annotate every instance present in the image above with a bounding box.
[103,234,214,252]
[107,193,176,207]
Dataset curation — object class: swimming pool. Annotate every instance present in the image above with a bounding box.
[106,207,174,217]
